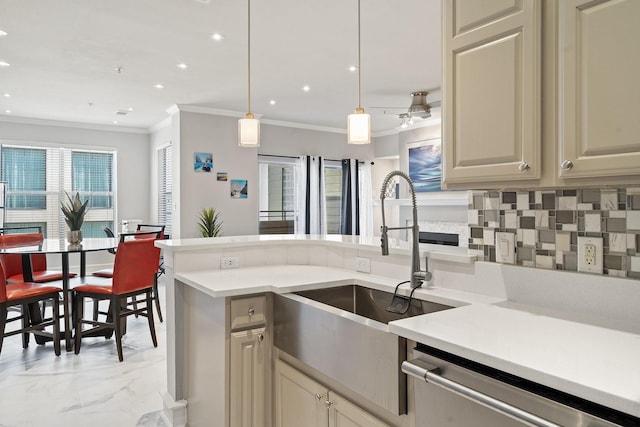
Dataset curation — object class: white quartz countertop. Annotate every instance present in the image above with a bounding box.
[158,234,479,264]
[174,264,640,420]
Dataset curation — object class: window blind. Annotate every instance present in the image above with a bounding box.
[158,145,172,237]
[0,144,116,239]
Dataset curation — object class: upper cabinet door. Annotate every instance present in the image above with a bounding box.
[442,0,542,187]
[559,0,640,179]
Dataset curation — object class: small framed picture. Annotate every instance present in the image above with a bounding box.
[194,152,213,172]
[217,172,228,181]
[230,179,248,199]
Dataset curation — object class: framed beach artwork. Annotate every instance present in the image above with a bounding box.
[194,152,213,172]
[230,179,248,199]
[408,139,442,192]
[217,172,228,181]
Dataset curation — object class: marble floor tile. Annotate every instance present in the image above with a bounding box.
[0,280,168,427]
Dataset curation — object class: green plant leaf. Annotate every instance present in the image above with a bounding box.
[198,207,223,237]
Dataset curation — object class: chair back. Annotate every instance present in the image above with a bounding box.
[111,236,161,294]
[0,233,46,279]
[0,232,43,249]
[137,224,166,240]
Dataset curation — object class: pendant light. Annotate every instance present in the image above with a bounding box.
[238,0,260,147]
[347,0,370,144]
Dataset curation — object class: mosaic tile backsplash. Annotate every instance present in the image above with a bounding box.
[468,188,640,279]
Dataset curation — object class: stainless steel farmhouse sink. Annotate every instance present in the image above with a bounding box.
[273,284,453,415]
[294,284,452,324]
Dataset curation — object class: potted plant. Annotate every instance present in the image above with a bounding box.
[61,191,90,245]
[198,207,223,237]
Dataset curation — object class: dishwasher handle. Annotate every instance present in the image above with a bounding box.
[402,359,561,427]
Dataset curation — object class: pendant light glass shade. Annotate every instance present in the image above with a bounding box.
[238,0,260,147]
[347,0,370,145]
[238,113,260,147]
[347,108,370,144]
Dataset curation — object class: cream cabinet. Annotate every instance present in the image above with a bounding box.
[442,0,640,190]
[558,0,640,180]
[274,360,389,427]
[442,0,542,186]
[230,296,269,427]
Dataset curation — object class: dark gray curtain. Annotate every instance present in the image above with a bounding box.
[340,159,360,235]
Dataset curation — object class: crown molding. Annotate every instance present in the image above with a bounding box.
[0,115,148,134]
[148,116,172,133]
[261,118,346,134]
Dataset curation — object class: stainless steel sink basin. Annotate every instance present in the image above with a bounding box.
[273,284,453,415]
[294,284,452,324]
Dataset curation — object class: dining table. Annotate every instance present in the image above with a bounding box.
[0,237,118,351]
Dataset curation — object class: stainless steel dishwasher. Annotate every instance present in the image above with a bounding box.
[404,344,639,427]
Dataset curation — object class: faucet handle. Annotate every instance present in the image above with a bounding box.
[380,229,389,256]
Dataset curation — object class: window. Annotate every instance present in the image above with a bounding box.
[258,156,296,234]
[323,162,342,234]
[0,144,116,239]
[158,144,172,237]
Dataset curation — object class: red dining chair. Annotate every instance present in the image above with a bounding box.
[73,233,161,361]
[93,226,165,323]
[0,232,77,283]
[0,258,62,356]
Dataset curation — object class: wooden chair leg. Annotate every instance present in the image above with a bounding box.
[131,294,139,318]
[52,293,61,356]
[21,303,29,349]
[113,295,124,362]
[74,293,84,354]
[153,274,163,323]
[0,303,6,354]
[146,289,158,347]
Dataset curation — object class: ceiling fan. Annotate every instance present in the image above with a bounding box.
[369,91,441,127]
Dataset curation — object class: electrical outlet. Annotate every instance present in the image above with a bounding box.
[577,237,603,274]
[356,256,371,273]
[221,256,240,269]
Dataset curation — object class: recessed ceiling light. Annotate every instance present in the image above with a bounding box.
[113,120,118,124]
[176,63,188,69]
[128,107,134,112]
[211,33,224,41]
[0,61,10,67]
[0,30,7,37]
[153,83,165,89]
[302,85,310,92]
[348,65,357,72]
[4,109,11,114]
[269,100,276,105]
[3,93,10,98]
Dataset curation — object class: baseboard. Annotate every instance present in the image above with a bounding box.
[160,392,187,427]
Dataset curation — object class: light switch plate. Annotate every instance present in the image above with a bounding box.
[577,236,603,274]
[495,232,515,264]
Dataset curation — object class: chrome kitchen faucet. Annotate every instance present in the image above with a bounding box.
[379,170,431,289]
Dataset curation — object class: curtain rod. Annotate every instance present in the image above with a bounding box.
[259,154,369,164]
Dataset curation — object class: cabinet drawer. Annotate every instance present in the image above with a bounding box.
[230,296,266,330]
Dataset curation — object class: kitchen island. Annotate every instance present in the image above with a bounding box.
[156,235,640,426]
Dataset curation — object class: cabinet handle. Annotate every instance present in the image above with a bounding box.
[315,393,324,401]
[561,160,574,171]
[518,162,530,173]
[248,308,255,317]
[257,334,264,342]
[325,400,333,409]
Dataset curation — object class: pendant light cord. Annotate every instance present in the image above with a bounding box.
[247,0,252,115]
[357,0,362,110]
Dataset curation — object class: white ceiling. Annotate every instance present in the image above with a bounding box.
[0,0,442,133]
